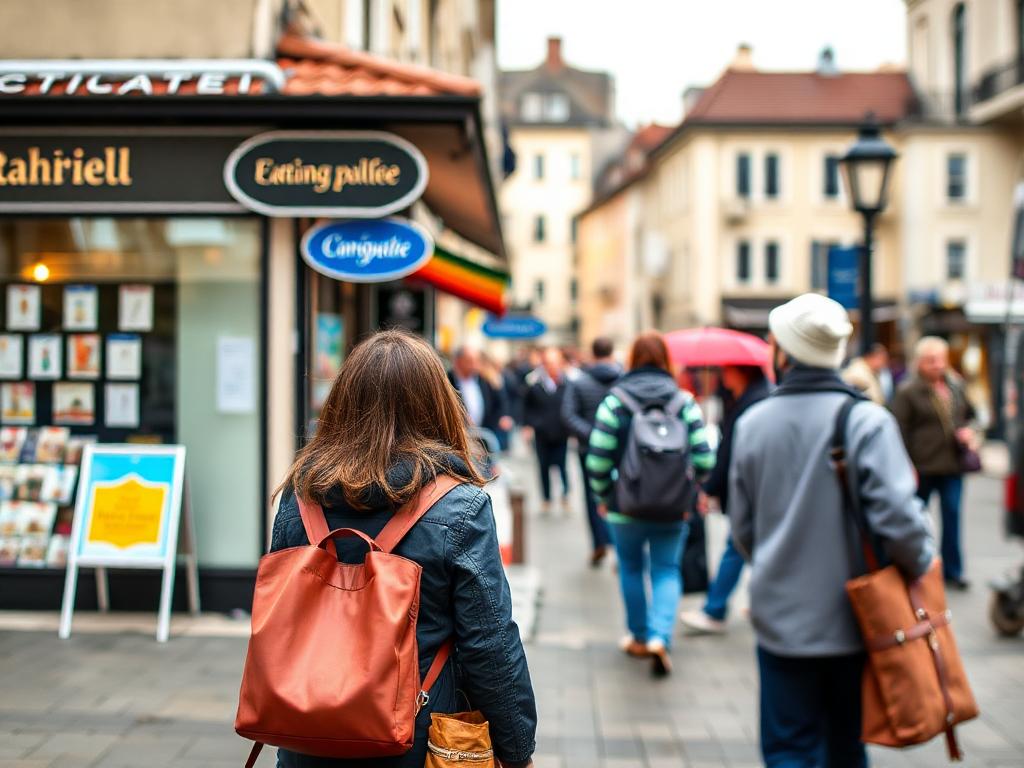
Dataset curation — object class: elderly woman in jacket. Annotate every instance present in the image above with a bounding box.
[271,330,537,768]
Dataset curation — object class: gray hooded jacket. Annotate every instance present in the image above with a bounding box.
[728,370,935,657]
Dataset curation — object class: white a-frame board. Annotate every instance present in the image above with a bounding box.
[58,444,199,642]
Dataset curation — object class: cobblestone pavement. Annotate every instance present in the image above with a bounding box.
[0,454,1022,767]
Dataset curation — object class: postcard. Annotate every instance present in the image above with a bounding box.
[53,383,94,426]
[53,506,74,536]
[15,465,50,502]
[63,285,98,331]
[1,382,35,425]
[67,334,101,379]
[17,536,49,567]
[0,427,27,462]
[18,501,56,537]
[0,334,23,379]
[0,500,17,536]
[0,464,16,500]
[41,466,77,505]
[105,383,139,428]
[7,285,41,331]
[28,335,62,380]
[35,426,70,463]
[106,334,142,380]
[0,537,18,565]
[63,435,96,466]
[119,284,154,332]
[45,534,69,568]
[18,428,39,463]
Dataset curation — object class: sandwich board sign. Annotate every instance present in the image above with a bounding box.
[59,444,199,642]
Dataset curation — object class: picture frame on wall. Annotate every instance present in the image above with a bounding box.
[1,383,35,425]
[63,285,99,331]
[28,335,62,380]
[105,383,139,428]
[118,285,154,332]
[105,334,142,380]
[6,285,41,332]
[53,383,94,426]
[67,335,100,380]
[0,335,23,380]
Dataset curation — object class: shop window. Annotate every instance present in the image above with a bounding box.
[947,153,967,201]
[765,241,780,283]
[764,153,780,198]
[736,153,751,198]
[534,153,545,180]
[0,217,263,569]
[533,214,546,243]
[824,155,840,199]
[736,240,752,283]
[946,239,967,280]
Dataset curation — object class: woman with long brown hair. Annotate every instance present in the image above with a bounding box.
[270,329,537,767]
[585,332,715,676]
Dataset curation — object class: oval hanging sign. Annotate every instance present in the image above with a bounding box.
[482,314,547,339]
[224,130,428,217]
[300,217,435,283]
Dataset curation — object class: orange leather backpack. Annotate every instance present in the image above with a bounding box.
[235,476,461,766]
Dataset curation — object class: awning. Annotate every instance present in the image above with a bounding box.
[409,245,509,315]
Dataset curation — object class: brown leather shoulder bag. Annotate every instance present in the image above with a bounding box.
[831,398,978,761]
[235,475,462,766]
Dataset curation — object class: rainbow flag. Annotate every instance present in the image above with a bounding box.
[410,244,509,315]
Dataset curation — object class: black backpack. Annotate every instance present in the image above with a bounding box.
[611,386,698,522]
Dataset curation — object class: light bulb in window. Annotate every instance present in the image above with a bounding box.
[31,263,50,282]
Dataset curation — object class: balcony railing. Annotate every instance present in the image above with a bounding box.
[973,56,1024,106]
[905,91,973,124]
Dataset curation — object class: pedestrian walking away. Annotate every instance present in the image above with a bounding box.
[262,330,537,768]
[680,363,770,636]
[561,336,621,566]
[891,335,979,590]
[729,294,934,768]
[448,345,515,439]
[523,348,571,515]
[586,332,714,677]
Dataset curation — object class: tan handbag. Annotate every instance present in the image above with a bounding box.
[832,399,978,761]
[425,711,495,767]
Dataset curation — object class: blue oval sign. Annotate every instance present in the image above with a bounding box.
[482,314,547,339]
[300,217,434,283]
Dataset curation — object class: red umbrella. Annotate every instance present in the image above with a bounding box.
[663,327,770,369]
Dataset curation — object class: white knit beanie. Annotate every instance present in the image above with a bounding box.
[768,293,853,369]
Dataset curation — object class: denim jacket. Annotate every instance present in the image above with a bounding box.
[269,458,537,768]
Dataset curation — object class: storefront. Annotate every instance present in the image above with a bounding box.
[0,38,508,611]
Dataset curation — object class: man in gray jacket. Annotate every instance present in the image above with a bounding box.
[729,293,934,768]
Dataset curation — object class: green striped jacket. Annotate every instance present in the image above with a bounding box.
[585,368,715,523]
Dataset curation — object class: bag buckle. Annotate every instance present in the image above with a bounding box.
[415,690,429,715]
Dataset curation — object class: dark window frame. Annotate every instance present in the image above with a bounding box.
[736,153,751,198]
[946,239,967,280]
[947,153,967,201]
[765,240,780,283]
[824,155,840,199]
[765,153,780,198]
[736,240,751,282]
[533,214,546,243]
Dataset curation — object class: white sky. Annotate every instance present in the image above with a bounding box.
[497,0,908,127]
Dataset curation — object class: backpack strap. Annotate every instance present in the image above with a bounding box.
[376,474,462,554]
[609,385,642,415]
[296,494,336,558]
[829,397,881,571]
[665,389,691,418]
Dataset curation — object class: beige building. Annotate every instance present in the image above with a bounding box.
[500,38,626,344]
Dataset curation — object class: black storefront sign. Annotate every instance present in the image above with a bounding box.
[0,133,244,212]
[223,131,429,218]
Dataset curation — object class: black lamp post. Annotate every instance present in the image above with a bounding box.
[839,114,898,355]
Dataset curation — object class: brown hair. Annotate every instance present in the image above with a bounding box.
[628,332,672,373]
[282,329,486,508]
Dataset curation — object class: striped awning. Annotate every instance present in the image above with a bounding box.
[410,245,509,315]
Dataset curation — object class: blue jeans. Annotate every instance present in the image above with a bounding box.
[703,535,745,621]
[758,647,867,768]
[916,474,964,581]
[609,520,688,647]
[578,452,611,551]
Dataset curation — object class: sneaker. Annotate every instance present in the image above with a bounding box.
[647,638,672,678]
[679,610,727,636]
[619,635,649,658]
[590,546,609,568]
[945,577,971,592]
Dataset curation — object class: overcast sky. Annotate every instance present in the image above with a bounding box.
[497,0,908,127]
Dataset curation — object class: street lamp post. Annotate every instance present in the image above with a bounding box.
[839,114,898,356]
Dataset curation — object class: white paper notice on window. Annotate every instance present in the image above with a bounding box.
[216,336,255,414]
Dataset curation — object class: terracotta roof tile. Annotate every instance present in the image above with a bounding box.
[685,70,913,124]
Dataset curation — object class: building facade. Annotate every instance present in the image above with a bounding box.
[499,38,626,345]
[0,0,508,611]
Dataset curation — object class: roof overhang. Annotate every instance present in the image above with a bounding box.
[0,93,506,260]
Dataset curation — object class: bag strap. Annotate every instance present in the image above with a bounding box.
[610,385,642,415]
[296,494,335,558]
[829,397,881,572]
[665,389,690,419]
[376,474,462,554]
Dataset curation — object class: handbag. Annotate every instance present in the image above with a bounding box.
[831,398,979,761]
[681,512,709,595]
[425,711,495,767]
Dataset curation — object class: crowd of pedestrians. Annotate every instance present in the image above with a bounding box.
[250,290,983,768]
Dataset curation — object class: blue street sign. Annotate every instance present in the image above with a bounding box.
[827,245,860,310]
[300,217,434,283]
[482,314,547,339]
